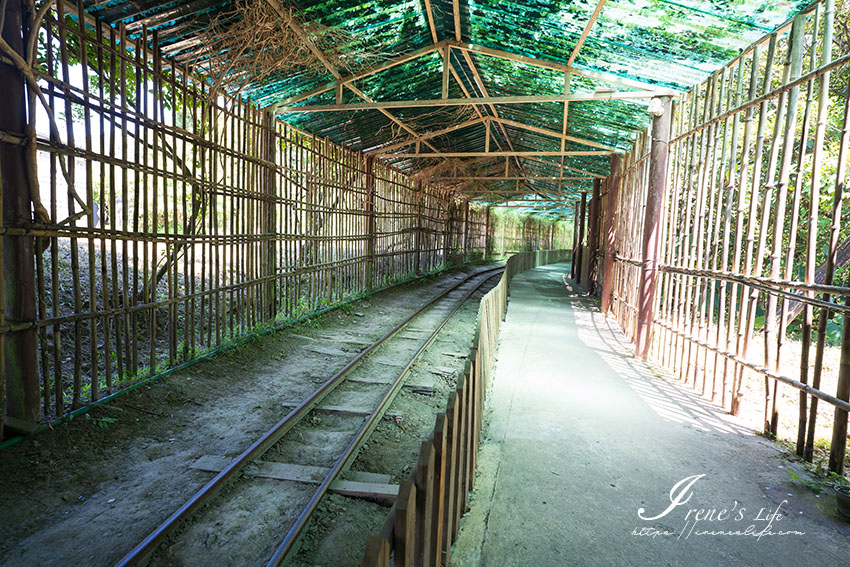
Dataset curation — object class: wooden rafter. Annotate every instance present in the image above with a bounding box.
[270,41,446,108]
[267,0,446,156]
[424,0,439,43]
[567,0,608,67]
[453,0,462,41]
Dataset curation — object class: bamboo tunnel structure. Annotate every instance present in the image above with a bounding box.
[0,0,570,438]
[597,0,850,473]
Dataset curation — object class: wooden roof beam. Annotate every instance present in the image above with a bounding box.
[368,117,486,154]
[430,176,593,181]
[490,117,615,151]
[567,0,608,67]
[384,151,610,158]
[276,90,666,113]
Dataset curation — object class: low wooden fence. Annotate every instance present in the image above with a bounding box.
[360,249,570,567]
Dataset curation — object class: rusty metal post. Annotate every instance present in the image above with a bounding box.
[576,192,587,287]
[635,96,673,360]
[571,201,580,279]
[484,206,491,258]
[364,155,376,290]
[586,178,601,293]
[414,180,423,275]
[1,0,40,431]
[601,154,622,313]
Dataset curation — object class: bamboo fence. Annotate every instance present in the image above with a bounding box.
[607,0,850,472]
[0,2,568,432]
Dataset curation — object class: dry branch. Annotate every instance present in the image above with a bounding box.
[192,0,383,101]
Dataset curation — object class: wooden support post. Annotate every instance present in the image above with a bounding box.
[442,393,458,565]
[394,479,417,567]
[576,192,587,287]
[431,414,447,567]
[462,200,470,261]
[443,202,453,265]
[586,178,601,293]
[635,96,673,360]
[361,536,391,567]
[1,0,40,432]
[365,155,376,290]
[452,375,467,535]
[600,154,621,313]
[441,45,450,100]
[415,440,436,567]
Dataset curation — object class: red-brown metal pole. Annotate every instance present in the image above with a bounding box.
[600,154,621,313]
[635,96,673,360]
[576,192,587,287]
[571,201,580,279]
[586,178,601,293]
[1,0,40,431]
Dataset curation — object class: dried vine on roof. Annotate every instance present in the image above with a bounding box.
[194,0,382,100]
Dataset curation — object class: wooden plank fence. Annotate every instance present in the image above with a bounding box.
[360,249,570,566]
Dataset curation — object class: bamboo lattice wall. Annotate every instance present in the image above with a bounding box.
[609,0,850,471]
[0,2,567,429]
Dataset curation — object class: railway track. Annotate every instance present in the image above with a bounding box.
[116,266,503,567]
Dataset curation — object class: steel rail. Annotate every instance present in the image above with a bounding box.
[267,269,503,566]
[115,266,504,567]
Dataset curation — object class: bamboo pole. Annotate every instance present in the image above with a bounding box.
[802,0,834,460]
[724,50,758,410]
[763,14,805,437]
[807,66,850,461]
[732,33,777,416]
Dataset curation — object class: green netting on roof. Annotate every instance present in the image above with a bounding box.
[82,0,809,212]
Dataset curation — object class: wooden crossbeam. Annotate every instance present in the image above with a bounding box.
[430,176,593,181]
[385,151,610,158]
[525,155,607,178]
[371,118,486,154]
[491,117,615,151]
[276,90,662,113]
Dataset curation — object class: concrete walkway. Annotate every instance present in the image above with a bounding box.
[451,263,850,567]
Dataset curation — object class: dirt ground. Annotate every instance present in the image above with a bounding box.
[647,323,850,480]
[0,264,496,567]
[286,274,496,567]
